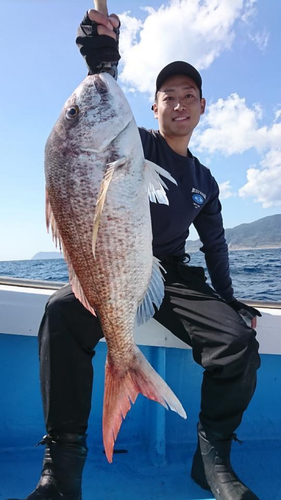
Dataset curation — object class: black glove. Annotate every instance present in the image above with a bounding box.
[228,300,262,322]
[76,11,121,78]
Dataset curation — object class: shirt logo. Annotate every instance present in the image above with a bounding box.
[192,193,204,205]
[191,188,206,209]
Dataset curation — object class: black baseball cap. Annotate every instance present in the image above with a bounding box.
[154,61,202,102]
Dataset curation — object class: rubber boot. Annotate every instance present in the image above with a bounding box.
[191,424,260,500]
[10,433,88,500]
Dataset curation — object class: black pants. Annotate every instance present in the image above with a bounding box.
[38,262,260,439]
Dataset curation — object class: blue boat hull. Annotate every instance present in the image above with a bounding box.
[1,332,280,499]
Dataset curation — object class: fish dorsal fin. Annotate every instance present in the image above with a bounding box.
[46,188,96,317]
[144,160,177,205]
[136,257,166,326]
[92,157,127,257]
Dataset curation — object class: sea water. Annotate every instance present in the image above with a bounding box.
[0,248,280,302]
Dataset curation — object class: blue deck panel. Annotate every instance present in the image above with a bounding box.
[1,441,280,499]
[0,333,281,499]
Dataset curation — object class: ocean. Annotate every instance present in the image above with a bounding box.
[0,248,280,302]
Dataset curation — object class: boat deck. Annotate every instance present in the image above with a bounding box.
[0,281,280,500]
[1,440,280,499]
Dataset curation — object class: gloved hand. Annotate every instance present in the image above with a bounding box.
[76,10,120,78]
[228,300,262,329]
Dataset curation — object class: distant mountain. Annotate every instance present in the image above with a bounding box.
[32,252,63,260]
[186,214,281,252]
[33,215,281,259]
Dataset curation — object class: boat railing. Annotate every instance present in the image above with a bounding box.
[0,275,280,309]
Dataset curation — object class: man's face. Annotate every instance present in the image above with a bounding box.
[153,74,206,140]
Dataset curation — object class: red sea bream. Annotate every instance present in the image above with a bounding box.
[44,73,186,462]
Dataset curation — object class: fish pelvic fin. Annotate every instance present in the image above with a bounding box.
[136,257,165,326]
[46,189,96,317]
[46,188,62,251]
[92,157,127,258]
[144,160,177,205]
[103,346,187,463]
[67,259,97,317]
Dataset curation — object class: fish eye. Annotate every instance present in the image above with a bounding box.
[66,105,79,120]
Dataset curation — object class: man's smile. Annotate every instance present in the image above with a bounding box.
[173,116,190,121]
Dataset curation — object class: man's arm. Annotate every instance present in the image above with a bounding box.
[76,9,120,79]
[193,177,261,327]
[193,177,233,301]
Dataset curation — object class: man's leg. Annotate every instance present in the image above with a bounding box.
[154,262,261,500]
[20,284,104,500]
[39,284,104,435]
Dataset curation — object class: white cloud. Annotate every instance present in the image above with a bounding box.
[194,94,281,155]
[241,0,257,23]
[249,28,270,52]
[240,1,270,52]
[239,150,281,208]
[193,94,281,208]
[118,0,254,96]
[219,180,234,199]
[274,108,281,123]
[118,12,143,60]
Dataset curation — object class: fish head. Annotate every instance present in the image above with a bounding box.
[45,73,133,157]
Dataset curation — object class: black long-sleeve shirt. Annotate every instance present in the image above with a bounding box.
[139,128,234,302]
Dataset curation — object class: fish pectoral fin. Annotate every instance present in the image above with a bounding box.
[136,257,165,326]
[103,346,187,463]
[92,157,127,257]
[144,160,177,205]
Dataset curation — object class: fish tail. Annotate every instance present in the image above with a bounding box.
[103,347,187,463]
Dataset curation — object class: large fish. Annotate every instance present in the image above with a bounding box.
[45,73,187,462]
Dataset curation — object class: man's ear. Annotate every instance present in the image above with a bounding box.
[152,102,158,119]
[200,98,206,115]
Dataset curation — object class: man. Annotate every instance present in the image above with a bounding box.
[17,9,261,500]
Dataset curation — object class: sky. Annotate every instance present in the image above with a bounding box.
[0,0,280,261]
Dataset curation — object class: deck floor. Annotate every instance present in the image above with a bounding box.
[1,440,280,500]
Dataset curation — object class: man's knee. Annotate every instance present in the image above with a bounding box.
[237,323,260,371]
[46,284,79,313]
[42,286,75,330]
[45,284,97,324]
[201,302,260,377]
[39,284,104,351]
[228,308,260,358]
[214,321,260,379]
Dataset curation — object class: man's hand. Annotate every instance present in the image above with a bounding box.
[76,10,121,78]
[228,300,262,329]
[88,9,120,39]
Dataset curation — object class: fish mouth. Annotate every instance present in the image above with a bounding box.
[94,75,109,96]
